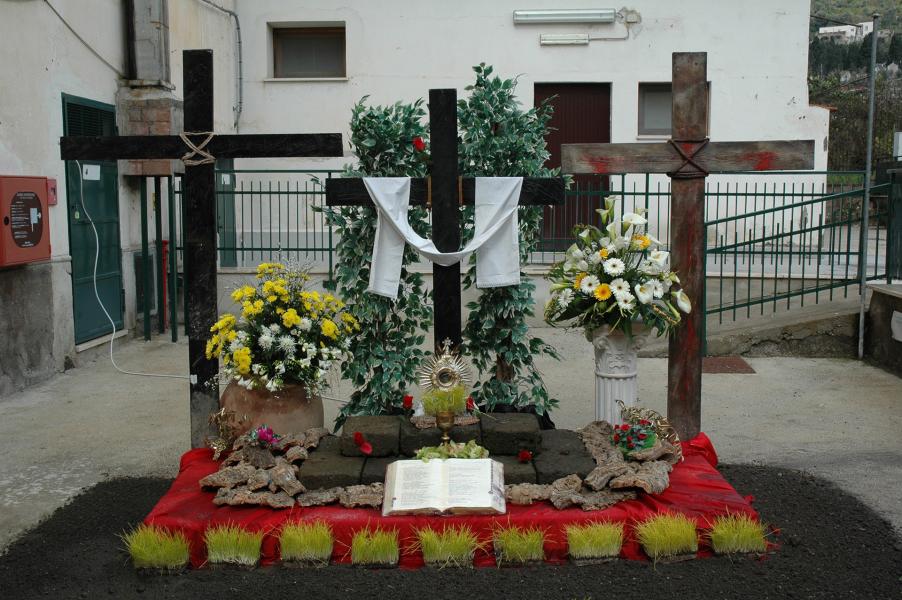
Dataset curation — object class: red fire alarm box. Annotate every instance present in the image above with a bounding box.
[0,176,52,267]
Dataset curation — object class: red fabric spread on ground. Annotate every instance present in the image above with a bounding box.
[145,433,754,568]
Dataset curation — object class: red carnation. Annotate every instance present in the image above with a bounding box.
[402,394,414,410]
[626,436,633,443]
[621,424,630,432]
[412,136,426,152]
[517,449,533,463]
[466,396,476,412]
[612,434,620,443]
[353,431,364,445]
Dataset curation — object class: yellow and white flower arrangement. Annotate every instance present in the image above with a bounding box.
[206,262,359,393]
[544,197,691,336]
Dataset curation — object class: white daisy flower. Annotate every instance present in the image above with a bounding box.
[603,258,626,276]
[558,288,574,309]
[610,278,630,297]
[579,275,600,295]
[634,282,654,305]
[617,295,636,311]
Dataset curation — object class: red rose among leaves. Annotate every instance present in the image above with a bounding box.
[412,136,426,152]
[353,431,373,456]
[466,396,476,412]
[517,449,533,463]
[402,394,414,410]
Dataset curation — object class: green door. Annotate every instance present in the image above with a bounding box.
[216,158,238,267]
[63,95,124,344]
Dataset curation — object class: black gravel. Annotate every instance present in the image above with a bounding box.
[1,464,900,599]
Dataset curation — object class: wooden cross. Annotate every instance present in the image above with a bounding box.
[562,53,814,439]
[59,49,343,447]
[325,88,565,350]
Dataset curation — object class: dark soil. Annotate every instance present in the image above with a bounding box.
[1,465,900,599]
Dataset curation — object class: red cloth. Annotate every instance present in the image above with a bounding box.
[145,433,754,568]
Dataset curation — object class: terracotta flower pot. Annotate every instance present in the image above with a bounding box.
[220,381,324,437]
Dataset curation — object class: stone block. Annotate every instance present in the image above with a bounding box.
[340,416,400,457]
[494,455,537,484]
[533,430,597,484]
[398,416,481,457]
[479,413,540,456]
[361,457,397,485]
[297,436,363,489]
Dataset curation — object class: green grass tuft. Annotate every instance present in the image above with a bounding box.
[122,524,190,571]
[350,527,399,566]
[204,524,264,567]
[279,521,334,564]
[566,522,624,559]
[421,385,468,415]
[494,526,545,565]
[635,513,699,560]
[416,526,481,568]
[708,513,768,555]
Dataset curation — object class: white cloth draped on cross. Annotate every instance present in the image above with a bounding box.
[364,177,523,299]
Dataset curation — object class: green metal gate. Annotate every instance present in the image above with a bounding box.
[62,94,123,344]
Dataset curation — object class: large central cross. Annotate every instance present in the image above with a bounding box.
[60,50,344,447]
[325,89,565,350]
[562,52,814,439]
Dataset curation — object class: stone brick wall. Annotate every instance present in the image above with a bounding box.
[115,88,184,177]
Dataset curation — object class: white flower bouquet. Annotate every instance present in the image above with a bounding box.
[205,262,359,393]
[544,197,691,337]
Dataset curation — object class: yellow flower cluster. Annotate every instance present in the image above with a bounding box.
[255,262,286,279]
[282,308,303,329]
[262,278,290,304]
[242,299,265,318]
[205,314,237,359]
[320,318,339,340]
[632,234,651,250]
[341,312,361,333]
[232,346,252,375]
[231,285,256,303]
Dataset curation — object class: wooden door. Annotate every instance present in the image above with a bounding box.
[534,83,611,251]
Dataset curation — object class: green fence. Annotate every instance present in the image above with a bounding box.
[145,169,896,341]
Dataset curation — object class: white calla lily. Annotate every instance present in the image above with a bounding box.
[673,290,692,313]
[622,212,648,227]
[634,283,654,304]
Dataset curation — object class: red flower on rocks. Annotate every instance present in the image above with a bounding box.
[517,449,533,463]
[402,394,414,410]
[353,431,373,456]
[412,136,426,152]
[466,396,476,412]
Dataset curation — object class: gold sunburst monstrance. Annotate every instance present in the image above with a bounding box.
[418,338,470,393]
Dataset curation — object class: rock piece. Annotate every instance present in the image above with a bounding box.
[551,474,583,493]
[285,446,309,463]
[578,421,616,462]
[297,436,364,489]
[279,432,307,449]
[505,483,552,505]
[199,464,256,489]
[534,430,597,484]
[578,488,637,511]
[549,490,584,510]
[584,463,631,491]
[296,487,342,507]
[361,457,395,485]
[339,483,385,508]
[628,439,679,464]
[212,486,295,509]
[243,446,277,469]
[302,427,331,450]
[399,416,481,457]
[340,416,400,457]
[270,460,306,496]
[246,468,271,491]
[494,455,537,485]
[479,413,540,456]
[609,461,672,495]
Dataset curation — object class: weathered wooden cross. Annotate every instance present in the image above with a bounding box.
[562,52,814,440]
[60,49,344,447]
[325,89,565,350]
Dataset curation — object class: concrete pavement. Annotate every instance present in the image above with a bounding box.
[0,328,900,551]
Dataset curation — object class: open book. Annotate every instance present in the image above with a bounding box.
[382,458,506,516]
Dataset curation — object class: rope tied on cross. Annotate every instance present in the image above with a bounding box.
[179,131,216,166]
[666,137,710,179]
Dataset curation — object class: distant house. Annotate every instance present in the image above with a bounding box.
[817,22,873,44]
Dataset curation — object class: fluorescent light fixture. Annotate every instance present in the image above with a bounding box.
[540,33,590,45]
[513,8,617,24]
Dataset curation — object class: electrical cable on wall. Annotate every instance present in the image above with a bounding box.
[75,160,188,380]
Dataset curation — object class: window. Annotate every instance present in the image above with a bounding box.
[272,25,346,78]
[638,83,672,136]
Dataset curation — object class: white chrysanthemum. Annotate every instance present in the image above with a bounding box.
[299,317,312,332]
[579,275,600,295]
[634,282,654,305]
[277,335,296,354]
[237,331,249,342]
[557,288,574,309]
[651,280,665,298]
[258,332,274,351]
[269,323,281,333]
[603,258,626,276]
[610,278,630,297]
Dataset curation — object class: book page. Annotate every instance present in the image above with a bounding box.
[445,459,493,508]
[388,460,445,511]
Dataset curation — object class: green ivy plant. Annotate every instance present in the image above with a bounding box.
[458,63,561,417]
[321,98,432,429]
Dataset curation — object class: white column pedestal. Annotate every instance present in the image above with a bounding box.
[588,324,650,424]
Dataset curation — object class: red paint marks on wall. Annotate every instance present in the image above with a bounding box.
[743,151,776,171]
[588,157,614,173]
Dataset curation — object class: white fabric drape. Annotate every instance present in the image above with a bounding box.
[364,177,522,299]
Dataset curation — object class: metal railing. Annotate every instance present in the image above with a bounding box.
[146,169,896,342]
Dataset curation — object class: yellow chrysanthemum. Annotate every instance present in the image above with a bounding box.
[282,308,302,328]
[599,247,609,259]
[320,319,339,340]
[232,347,252,375]
[632,234,651,249]
[594,283,612,301]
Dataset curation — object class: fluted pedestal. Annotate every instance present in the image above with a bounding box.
[588,324,650,424]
